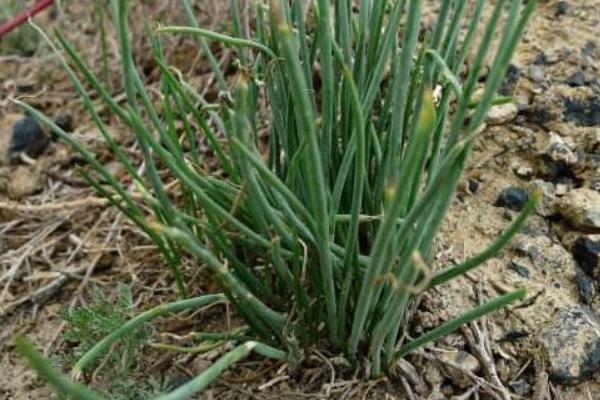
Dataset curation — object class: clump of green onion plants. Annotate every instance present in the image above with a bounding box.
[15,0,539,398]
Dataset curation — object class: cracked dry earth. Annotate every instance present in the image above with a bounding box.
[1,0,600,399]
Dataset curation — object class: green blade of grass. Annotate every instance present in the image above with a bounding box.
[15,337,104,400]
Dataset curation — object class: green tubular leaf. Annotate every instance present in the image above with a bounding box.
[157,26,276,58]
[179,0,227,89]
[269,0,337,342]
[394,289,527,360]
[444,0,508,151]
[73,295,225,375]
[425,49,462,97]
[15,337,104,400]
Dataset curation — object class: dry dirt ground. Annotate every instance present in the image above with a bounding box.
[1,1,599,399]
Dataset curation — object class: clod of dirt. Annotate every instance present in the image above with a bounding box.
[486,103,518,125]
[572,235,600,277]
[7,115,50,161]
[495,186,529,211]
[0,165,43,199]
[559,188,600,233]
[437,349,480,388]
[541,305,600,384]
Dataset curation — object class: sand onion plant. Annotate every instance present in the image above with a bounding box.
[16,0,538,397]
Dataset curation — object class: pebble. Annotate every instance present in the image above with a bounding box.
[576,271,596,305]
[486,103,518,125]
[495,186,529,211]
[563,95,600,127]
[572,235,600,277]
[513,235,576,272]
[467,179,480,194]
[53,113,73,135]
[539,134,581,181]
[499,64,521,96]
[7,115,50,160]
[541,305,600,384]
[508,259,531,278]
[559,188,600,232]
[555,1,570,17]
[528,65,545,83]
[566,70,585,87]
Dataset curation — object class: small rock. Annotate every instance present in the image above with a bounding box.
[528,65,545,83]
[555,1,570,17]
[7,115,50,161]
[531,180,556,217]
[495,186,529,211]
[563,96,600,127]
[566,70,585,87]
[499,64,522,96]
[467,179,480,194]
[539,134,582,181]
[513,235,577,272]
[437,350,480,388]
[559,188,600,232]
[576,271,596,305]
[508,260,531,278]
[522,215,551,237]
[590,180,600,193]
[541,305,600,384]
[53,113,73,137]
[572,236,600,277]
[486,103,518,125]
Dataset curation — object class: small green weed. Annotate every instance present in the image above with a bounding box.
[53,285,162,400]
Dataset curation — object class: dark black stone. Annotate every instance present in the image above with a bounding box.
[8,115,50,159]
[467,179,480,194]
[573,236,600,277]
[563,96,600,127]
[495,186,529,211]
[555,1,570,17]
[54,113,73,134]
[577,272,596,305]
[566,70,585,87]
[499,330,529,342]
[534,52,548,65]
[499,64,522,95]
[508,260,531,278]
